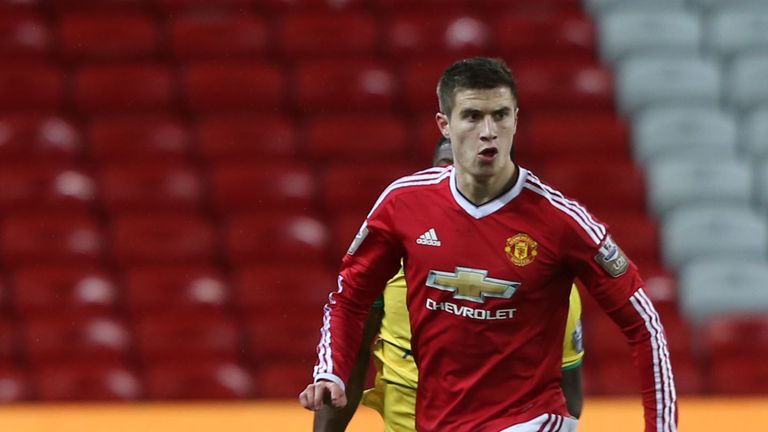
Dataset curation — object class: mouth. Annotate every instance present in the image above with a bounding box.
[477,147,499,162]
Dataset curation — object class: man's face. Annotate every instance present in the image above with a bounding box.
[436,86,518,178]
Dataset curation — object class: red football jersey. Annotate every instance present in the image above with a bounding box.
[314,166,677,432]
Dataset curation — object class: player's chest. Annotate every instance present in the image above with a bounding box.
[398,207,562,287]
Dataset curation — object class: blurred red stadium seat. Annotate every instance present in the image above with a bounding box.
[385,12,491,59]
[210,162,316,213]
[1,212,105,266]
[111,213,216,266]
[0,13,50,59]
[156,0,253,13]
[329,210,367,259]
[88,115,191,162]
[125,266,231,314]
[73,64,174,113]
[99,162,203,212]
[0,114,81,162]
[518,113,630,164]
[260,0,366,10]
[513,58,614,113]
[35,361,142,401]
[401,59,453,112]
[307,114,408,161]
[0,363,32,402]
[224,212,330,266]
[233,264,333,312]
[253,362,313,398]
[294,60,398,112]
[0,319,19,360]
[534,161,646,215]
[373,0,580,11]
[22,313,131,365]
[495,12,595,60]
[277,12,377,57]
[0,64,63,110]
[243,310,323,363]
[145,359,255,400]
[197,114,297,162]
[705,314,768,393]
[133,312,241,362]
[52,0,148,11]
[13,266,119,314]
[0,164,96,212]
[183,62,285,112]
[57,13,159,60]
[321,161,420,215]
[169,13,268,60]
[596,211,660,264]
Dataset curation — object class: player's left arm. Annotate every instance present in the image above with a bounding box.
[565,225,677,432]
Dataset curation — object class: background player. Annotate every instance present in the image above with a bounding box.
[313,138,585,431]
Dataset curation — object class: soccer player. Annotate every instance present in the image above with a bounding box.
[300,57,677,432]
[313,138,585,432]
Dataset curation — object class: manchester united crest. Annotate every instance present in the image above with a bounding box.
[505,233,538,267]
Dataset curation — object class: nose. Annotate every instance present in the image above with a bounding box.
[480,115,497,142]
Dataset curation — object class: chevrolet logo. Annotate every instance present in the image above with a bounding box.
[426,267,520,303]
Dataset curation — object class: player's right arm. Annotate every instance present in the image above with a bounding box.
[300,190,403,411]
[313,305,383,432]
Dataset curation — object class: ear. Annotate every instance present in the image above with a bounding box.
[435,113,450,138]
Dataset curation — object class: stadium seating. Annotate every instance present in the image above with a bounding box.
[0,13,50,59]
[1,212,105,266]
[680,260,768,322]
[169,13,269,60]
[306,114,409,162]
[647,158,752,216]
[0,114,81,162]
[2,0,766,402]
[35,361,143,401]
[741,107,768,160]
[197,114,298,161]
[144,359,255,400]
[293,60,398,112]
[124,266,231,314]
[22,313,132,365]
[616,55,721,114]
[57,13,159,60]
[0,64,63,110]
[182,62,286,112]
[98,162,204,212]
[110,214,216,266]
[661,205,767,269]
[632,106,738,164]
[88,115,192,162]
[277,12,378,57]
[705,7,768,58]
[210,162,316,213]
[597,9,701,63]
[73,64,175,113]
[13,266,120,314]
[725,53,768,110]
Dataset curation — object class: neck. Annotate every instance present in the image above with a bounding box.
[455,163,519,206]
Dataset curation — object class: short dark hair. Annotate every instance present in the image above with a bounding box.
[437,57,518,116]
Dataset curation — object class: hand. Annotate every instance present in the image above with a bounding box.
[299,381,347,411]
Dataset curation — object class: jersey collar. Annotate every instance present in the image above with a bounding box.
[449,166,529,219]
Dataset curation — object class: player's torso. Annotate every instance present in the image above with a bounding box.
[388,173,574,430]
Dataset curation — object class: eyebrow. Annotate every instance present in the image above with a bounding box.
[459,107,512,117]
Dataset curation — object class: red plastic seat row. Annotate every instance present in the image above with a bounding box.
[0,13,50,58]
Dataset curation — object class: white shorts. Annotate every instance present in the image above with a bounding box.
[498,413,579,432]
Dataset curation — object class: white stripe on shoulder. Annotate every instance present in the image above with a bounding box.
[367,168,452,218]
[525,175,606,244]
[389,166,449,186]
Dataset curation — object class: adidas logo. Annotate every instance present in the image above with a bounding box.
[416,228,442,246]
